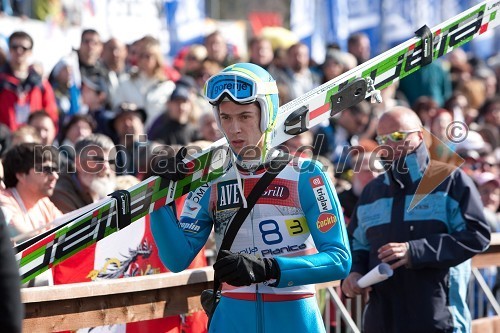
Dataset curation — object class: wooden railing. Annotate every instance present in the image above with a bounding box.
[21,233,500,332]
[22,267,214,332]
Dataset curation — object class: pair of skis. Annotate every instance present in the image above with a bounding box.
[16,0,500,284]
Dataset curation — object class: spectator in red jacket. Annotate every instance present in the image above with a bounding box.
[0,31,58,131]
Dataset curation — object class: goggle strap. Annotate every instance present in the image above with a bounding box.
[257,81,279,95]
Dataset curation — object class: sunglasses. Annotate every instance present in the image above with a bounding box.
[10,44,31,52]
[35,165,59,175]
[376,130,421,145]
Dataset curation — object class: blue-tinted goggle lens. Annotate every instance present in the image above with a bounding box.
[205,74,257,105]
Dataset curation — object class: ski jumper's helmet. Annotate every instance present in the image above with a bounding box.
[204,63,280,163]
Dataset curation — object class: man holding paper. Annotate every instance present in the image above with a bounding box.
[342,107,490,333]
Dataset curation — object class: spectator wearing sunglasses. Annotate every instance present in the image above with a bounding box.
[0,143,61,246]
[51,134,116,213]
[342,106,490,333]
[0,31,58,131]
[113,36,175,130]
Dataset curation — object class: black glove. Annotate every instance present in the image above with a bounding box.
[152,146,190,181]
[213,250,280,287]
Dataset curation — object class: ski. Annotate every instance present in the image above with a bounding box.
[16,0,500,284]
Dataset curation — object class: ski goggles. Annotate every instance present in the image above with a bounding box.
[204,72,278,105]
[376,129,421,145]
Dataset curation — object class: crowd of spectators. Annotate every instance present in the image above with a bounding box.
[0,16,498,331]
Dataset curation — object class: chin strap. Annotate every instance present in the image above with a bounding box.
[232,153,248,209]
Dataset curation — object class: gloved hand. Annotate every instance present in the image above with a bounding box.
[152,146,190,181]
[213,250,280,287]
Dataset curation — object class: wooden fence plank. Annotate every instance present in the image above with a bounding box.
[21,234,500,332]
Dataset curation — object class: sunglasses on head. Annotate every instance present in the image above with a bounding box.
[376,129,421,145]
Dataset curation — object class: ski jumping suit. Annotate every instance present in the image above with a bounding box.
[151,158,351,333]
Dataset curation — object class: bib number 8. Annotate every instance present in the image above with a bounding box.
[259,220,283,245]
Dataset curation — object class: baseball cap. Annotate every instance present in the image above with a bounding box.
[82,74,107,93]
[474,172,500,187]
[111,103,147,129]
[170,85,191,101]
[456,131,491,155]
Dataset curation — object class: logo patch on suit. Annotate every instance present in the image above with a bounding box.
[262,185,289,199]
[316,213,337,233]
[182,201,201,218]
[310,176,333,212]
[216,180,242,210]
[179,218,201,233]
[285,217,309,236]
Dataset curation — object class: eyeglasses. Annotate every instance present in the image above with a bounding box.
[376,130,421,145]
[204,72,278,106]
[10,44,31,52]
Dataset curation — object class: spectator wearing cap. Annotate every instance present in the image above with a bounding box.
[474,172,500,231]
[176,74,211,115]
[113,36,175,130]
[110,103,149,176]
[81,74,116,140]
[0,31,58,131]
[48,57,80,128]
[456,130,492,177]
[147,84,199,146]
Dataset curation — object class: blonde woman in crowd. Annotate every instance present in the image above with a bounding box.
[113,36,175,130]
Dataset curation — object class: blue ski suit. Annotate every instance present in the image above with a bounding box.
[151,157,351,332]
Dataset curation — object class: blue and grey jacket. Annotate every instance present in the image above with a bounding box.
[348,143,490,333]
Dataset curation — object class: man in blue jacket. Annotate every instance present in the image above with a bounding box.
[342,106,490,333]
[151,63,351,332]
